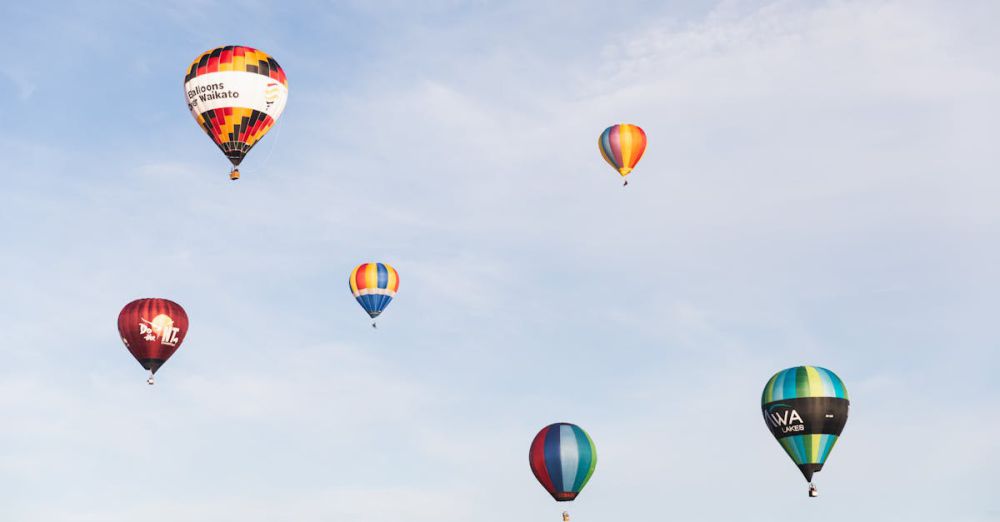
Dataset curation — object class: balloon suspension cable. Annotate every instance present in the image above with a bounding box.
[254,120,284,176]
[147,371,155,386]
[808,483,818,498]
[562,511,570,522]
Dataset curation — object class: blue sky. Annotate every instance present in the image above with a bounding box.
[1,1,999,520]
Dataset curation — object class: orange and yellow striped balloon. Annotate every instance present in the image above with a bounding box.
[598,124,647,178]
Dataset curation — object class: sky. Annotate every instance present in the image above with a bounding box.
[1,0,999,520]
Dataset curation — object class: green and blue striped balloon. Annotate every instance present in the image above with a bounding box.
[761,366,850,484]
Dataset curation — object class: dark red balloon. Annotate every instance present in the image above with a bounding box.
[118,298,188,376]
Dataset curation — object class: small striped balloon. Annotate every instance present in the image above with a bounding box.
[349,262,399,320]
[529,423,597,502]
[598,124,646,178]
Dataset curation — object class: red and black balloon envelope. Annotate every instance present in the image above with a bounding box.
[118,298,188,377]
[529,422,597,502]
[184,45,288,179]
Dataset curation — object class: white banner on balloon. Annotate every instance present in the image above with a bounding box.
[184,71,288,118]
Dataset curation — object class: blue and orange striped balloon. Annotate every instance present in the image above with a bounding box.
[529,423,597,502]
[598,124,647,179]
[349,262,399,321]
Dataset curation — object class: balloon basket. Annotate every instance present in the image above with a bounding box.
[230,168,240,181]
[808,483,818,498]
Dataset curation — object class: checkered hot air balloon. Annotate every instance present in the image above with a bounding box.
[598,124,646,186]
[349,263,399,328]
[761,366,850,497]
[184,46,288,180]
[529,423,597,506]
[118,298,189,385]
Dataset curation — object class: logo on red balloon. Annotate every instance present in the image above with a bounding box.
[139,314,181,346]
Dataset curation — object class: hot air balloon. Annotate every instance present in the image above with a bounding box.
[761,366,849,497]
[529,422,596,521]
[598,124,646,186]
[349,262,399,328]
[118,298,189,385]
[184,45,288,180]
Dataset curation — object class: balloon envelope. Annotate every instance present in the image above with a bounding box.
[529,422,597,502]
[761,366,849,482]
[598,124,646,178]
[118,298,189,374]
[349,262,399,319]
[184,46,288,174]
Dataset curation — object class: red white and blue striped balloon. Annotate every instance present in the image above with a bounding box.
[349,262,399,319]
[529,422,597,502]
